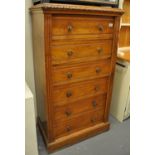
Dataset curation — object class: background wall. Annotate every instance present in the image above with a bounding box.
[25,83,38,155]
[25,0,37,117]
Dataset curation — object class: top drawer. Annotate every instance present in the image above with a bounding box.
[51,15,114,36]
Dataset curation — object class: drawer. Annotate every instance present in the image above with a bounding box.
[51,40,112,65]
[53,59,111,85]
[52,77,109,104]
[53,109,104,138]
[51,15,114,36]
[54,94,106,121]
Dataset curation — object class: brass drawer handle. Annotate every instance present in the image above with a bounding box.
[67,51,73,57]
[66,126,71,132]
[67,25,73,32]
[98,25,104,31]
[96,67,101,73]
[66,90,72,97]
[66,72,72,79]
[94,85,100,92]
[65,111,72,116]
[92,100,97,107]
[97,48,103,54]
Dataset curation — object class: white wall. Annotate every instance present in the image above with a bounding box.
[25,0,37,116]
[25,82,38,155]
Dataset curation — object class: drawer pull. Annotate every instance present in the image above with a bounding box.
[67,25,73,32]
[91,118,96,123]
[66,72,72,79]
[96,67,101,73]
[66,90,72,97]
[65,111,72,116]
[92,100,97,107]
[67,51,73,57]
[94,85,100,92]
[66,126,71,132]
[97,48,103,54]
[98,25,104,31]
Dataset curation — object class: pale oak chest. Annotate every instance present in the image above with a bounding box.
[30,3,123,152]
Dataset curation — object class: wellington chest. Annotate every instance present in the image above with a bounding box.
[30,3,124,152]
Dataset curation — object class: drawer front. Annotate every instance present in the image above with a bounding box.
[52,77,109,104]
[53,109,104,138]
[51,40,112,65]
[51,15,114,36]
[53,59,111,85]
[54,94,106,121]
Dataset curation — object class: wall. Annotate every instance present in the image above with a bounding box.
[25,82,38,155]
[119,0,124,8]
[25,0,37,116]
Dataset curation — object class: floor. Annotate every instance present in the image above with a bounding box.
[37,115,130,155]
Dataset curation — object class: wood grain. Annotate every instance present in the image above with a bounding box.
[51,33,113,42]
[53,109,104,138]
[52,77,109,104]
[30,3,124,16]
[54,94,106,121]
[122,0,130,24]
[52,59,111,85]
[31,3,123,152]
[51,39,112,65]
[48,122,110,152]
[104,16,121,122]
[31,11,50,138]
[119,26,130,47]
[52,15,114,36]
[43,14,55,142]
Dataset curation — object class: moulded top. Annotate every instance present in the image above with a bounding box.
[30,3,124,15]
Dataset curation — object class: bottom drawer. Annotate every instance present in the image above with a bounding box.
[53,109,104,138]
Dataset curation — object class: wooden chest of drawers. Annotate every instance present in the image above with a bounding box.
[31,3,123,152]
